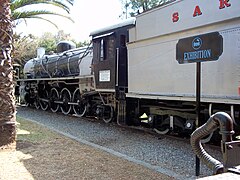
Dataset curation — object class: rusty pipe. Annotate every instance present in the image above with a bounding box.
[190,112,234,174]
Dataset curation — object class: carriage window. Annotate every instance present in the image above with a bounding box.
[120,35,126,47]
[100,39,107,61]
[93,36,115,62]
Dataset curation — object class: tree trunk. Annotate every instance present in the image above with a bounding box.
[0,0,16,149]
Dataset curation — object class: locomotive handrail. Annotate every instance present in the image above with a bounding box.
[116,48,119,87]
[67,56,71,75]
[191,112,234,174]
[17,74,94,82]
[78,41,92,65]
[40,57,52,78]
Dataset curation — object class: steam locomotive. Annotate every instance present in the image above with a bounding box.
[17,0,240,138]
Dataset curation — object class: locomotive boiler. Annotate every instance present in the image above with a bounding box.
[18,0,240,139]
[24,41,91,79]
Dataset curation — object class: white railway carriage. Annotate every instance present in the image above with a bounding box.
[125,0,240,134]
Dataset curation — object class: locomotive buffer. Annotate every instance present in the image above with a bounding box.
[176,32,223,176]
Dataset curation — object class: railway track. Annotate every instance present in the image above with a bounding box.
[72,109,222,149]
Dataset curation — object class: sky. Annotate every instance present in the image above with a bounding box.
[15,0,124,42]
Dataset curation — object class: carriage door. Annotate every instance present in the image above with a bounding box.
[116,35,128,90]
[92,33,116,91]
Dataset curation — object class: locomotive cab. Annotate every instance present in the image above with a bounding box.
[90,18,135,93]
[89,18,135,124]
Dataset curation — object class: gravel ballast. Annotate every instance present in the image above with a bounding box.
[17,106,222,179]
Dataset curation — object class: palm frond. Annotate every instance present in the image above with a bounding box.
[12,10,74,23]
[11,0,75,30]
[11,0,74,14]
[23,15,60,28]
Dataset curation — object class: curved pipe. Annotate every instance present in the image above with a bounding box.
[190,112,234,174]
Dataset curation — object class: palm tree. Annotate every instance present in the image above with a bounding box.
[0,0,74,149]
[0,0,16,149]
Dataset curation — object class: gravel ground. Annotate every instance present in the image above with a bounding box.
[17,106,223,179]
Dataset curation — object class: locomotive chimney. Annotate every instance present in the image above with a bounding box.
[37,47,45,58]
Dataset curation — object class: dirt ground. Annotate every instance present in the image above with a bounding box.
[0,117,174,180]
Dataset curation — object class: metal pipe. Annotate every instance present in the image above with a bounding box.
[116,48,119,87]
[190,112,234,174]
[213,112,234,143]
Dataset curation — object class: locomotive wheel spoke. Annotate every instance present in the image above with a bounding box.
[103,105,114,123]
[24,93,32,107]
[39,91,49,111]
[34,97,40,109]
[60,88,72,115]
[50,88,60,113]
[72,88,87,117]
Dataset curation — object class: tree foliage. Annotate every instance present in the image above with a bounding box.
[75,40,90,48]
[38,31,90,54]
[12,33,38,65]
[38,32,57,54]
[120,0,175,17]
[131,0,161,12]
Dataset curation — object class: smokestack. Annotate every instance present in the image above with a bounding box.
[37,47,45,58]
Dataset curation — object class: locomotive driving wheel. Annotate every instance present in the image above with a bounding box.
[102,105,114,123]
[50,88,60,113]
[154,116,186,135]
[96,105,114,123]
[72,88,87,117]
[153,116,170,135]
[60,88,72,115]
[154,127,170,135]
[39,90,49,111]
